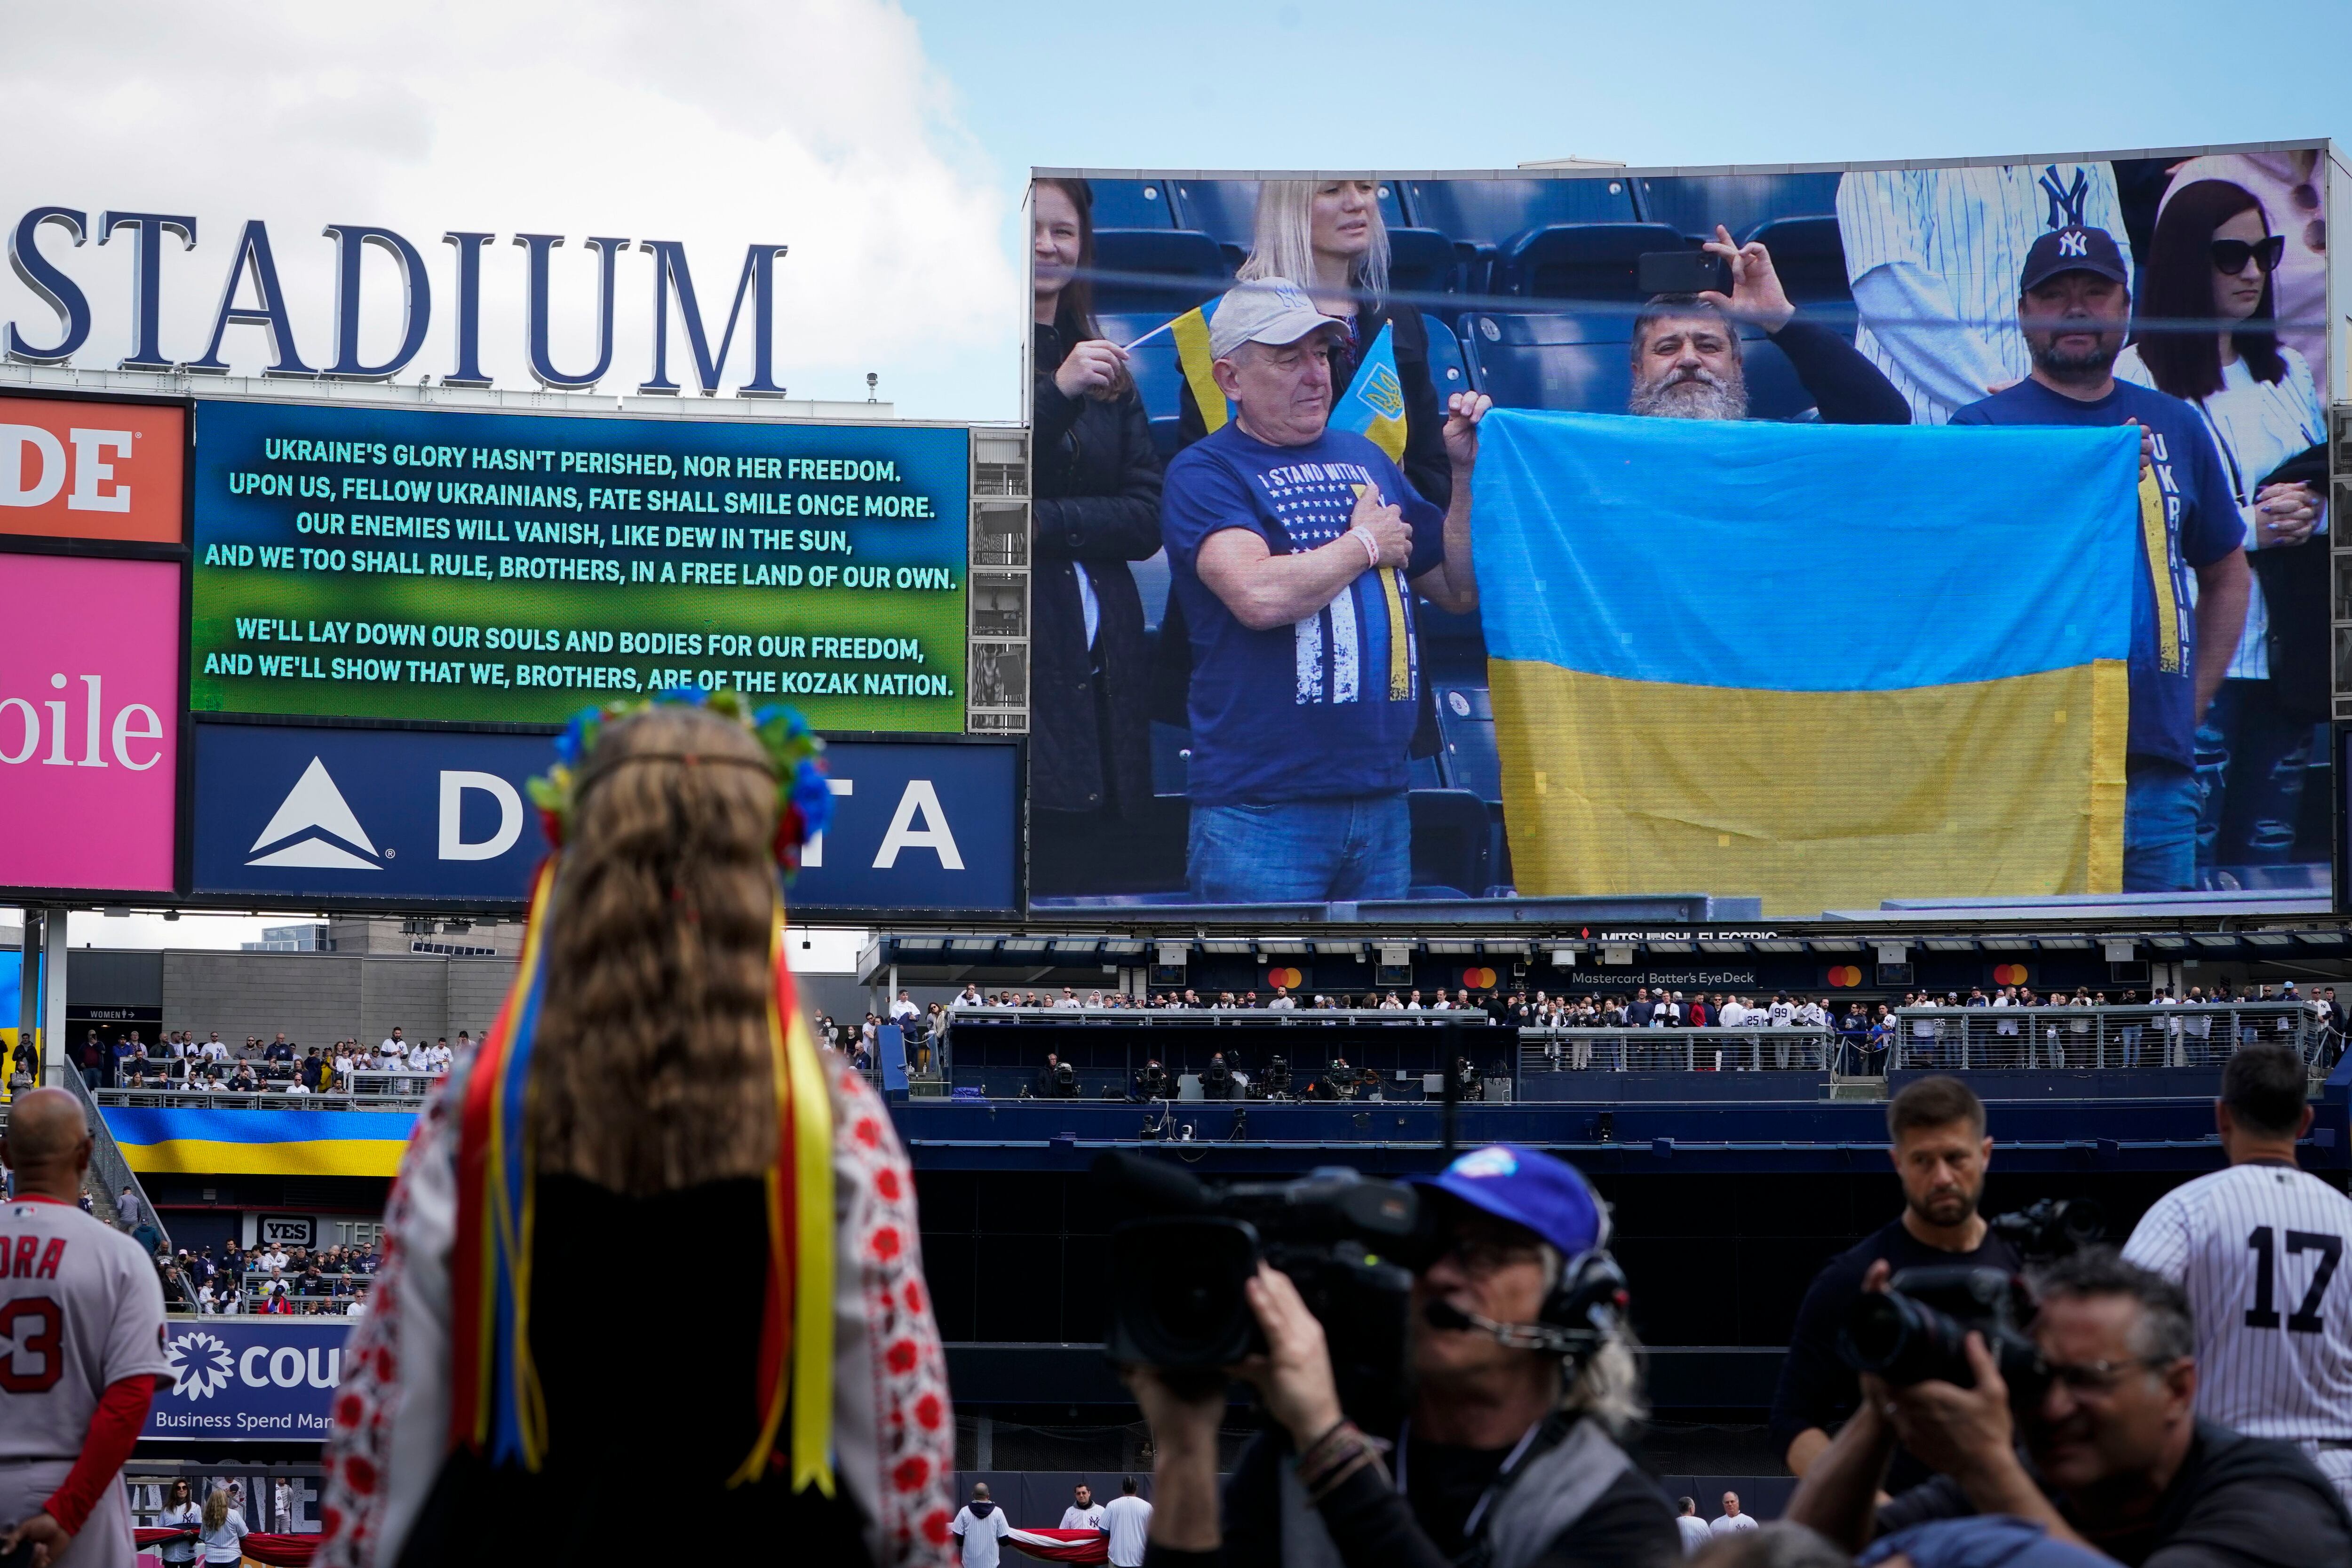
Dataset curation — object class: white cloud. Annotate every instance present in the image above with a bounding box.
[0,0,1019,415]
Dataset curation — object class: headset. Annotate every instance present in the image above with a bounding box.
[1421,1195,1631,1368]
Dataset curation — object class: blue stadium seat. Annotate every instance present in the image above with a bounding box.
[1092,311,1190,459]
[1739,216,1853,311]
[1459,312,1634,414]
[1169,179,1412,249]
[1493,222,1688,302]
[1422,316,1471,406]
[1408,788,1493,900]
[1401,175,1641,248]
[1073,178,1178,230]
[1089,229,1231,316]
[1630,173,1842,244]
[1431,683,1501,804]
[1739,328,1818,421]
[1385,227,1459,301]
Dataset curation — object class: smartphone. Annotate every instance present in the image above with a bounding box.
[1636,250,1731,297]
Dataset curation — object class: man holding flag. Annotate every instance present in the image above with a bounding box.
[1160,277,1490,904]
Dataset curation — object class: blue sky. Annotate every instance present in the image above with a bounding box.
[908,0,2351,175]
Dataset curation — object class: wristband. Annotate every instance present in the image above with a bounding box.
[1350,528,1382,570]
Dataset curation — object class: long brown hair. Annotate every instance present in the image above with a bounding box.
[1035,176,1134,401]
[526,705,781,1191]
[203,1488,232,1534]
[2130,179,2287,400]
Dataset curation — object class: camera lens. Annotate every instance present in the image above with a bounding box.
[1107,1218,1261,1369]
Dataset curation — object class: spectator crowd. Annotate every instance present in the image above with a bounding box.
[79,1028,469,1094]
[156,1235,380,1317]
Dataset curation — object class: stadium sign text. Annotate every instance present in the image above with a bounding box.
[5,209,790,395]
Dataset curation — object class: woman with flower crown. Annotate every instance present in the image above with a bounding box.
[315,692,958,1568]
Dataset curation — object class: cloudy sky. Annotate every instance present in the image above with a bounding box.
[5,0,2345,425]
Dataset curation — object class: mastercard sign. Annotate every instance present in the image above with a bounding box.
[0,396,184,544]
[1265,966,1304,990]
[1991,963,2030,987]
[1461,966,1498,990]
[1825,965,1864,987]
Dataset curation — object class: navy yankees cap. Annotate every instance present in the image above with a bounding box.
[2020,226,2130,293]
[1410,1144,1609,1258]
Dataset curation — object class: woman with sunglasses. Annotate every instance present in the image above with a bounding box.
[2118,179,2326,887]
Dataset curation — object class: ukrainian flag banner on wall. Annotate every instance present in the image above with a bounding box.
[1471,411,2138,916]
[104,1106,416,1177]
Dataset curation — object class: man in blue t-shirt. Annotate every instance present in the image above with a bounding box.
[1951,226,2248,893]
[1160,277,1491,904]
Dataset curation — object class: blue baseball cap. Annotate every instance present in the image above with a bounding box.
[1409,1145,1609,1259]
[2019,225,2129,293]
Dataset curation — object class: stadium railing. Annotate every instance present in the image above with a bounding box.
[1886,1003,2321,1071]
[1516,1027,1838,1074]
[94,1088,426,1111]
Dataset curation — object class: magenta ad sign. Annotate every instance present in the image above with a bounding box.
[0,554,181,892]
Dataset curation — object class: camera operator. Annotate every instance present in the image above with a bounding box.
[1786,1250,2350,1567]
[1204,1052,1237,1102]
[1036,1051,1081,1098]
[1772,1078,2020,1484]
[1136,1058,1172,1102]
[1125,1144,1677,1568]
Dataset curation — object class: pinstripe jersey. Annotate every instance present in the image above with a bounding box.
[1836,163,2133,424]
[2123,1162,2352,1441]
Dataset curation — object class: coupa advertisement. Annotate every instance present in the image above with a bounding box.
[150,1320,349,1440]
[1023,147,2339,917]
[192,721,1020,914]
[189,400,969,731]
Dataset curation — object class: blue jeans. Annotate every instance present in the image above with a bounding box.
[1188,794,1411,904]
[2194,679,2315,881]
[2124,759,2198,893]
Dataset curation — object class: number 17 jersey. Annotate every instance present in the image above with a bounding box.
[2124,1163,2352,1441]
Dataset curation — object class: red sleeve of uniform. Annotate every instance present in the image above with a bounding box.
[40,1375,156,1535]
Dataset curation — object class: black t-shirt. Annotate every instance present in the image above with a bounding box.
[1768,1217,2022,1488]
[1875,1421,2351,1568]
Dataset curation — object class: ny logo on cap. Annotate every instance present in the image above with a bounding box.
[2057,230,2089,258]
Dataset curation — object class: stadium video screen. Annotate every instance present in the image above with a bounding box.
[190,401,970,730]
[1023,147,2339,918]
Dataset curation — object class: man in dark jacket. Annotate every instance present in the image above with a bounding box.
[1629,226,1909,425]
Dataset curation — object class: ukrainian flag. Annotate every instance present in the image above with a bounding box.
[103,1106,416,1177]
[1168,293,1229,434]
[1471,411,2138,915]
[1330,321,1409,463]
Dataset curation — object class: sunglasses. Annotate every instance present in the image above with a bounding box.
[2211,236,2286,276]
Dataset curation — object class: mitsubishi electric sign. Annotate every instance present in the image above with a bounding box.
[192,721,1019,915]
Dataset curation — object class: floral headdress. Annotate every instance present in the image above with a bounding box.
[526,685,834,875]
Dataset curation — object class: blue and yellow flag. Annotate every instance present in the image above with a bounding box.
[1172,304,1409,464]
[1471,411,2138,915]
[1169,294,1229,434]
[1330,321,1409,462]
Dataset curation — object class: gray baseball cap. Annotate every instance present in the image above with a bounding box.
[1208,277,1345,360]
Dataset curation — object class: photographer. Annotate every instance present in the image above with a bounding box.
[1772,1078,2020,1483]
[1786,1251,2349,1567]
[1125,1145,1677,1568]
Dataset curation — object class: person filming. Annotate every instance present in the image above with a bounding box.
[1124,1144,1676,1568]
[1785,1250,2349,1567]
[1772,1077,2021,1484]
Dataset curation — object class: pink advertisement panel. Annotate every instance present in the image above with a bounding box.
[0,554,180,891]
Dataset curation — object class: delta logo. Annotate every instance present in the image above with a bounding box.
[246,757,386,870]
